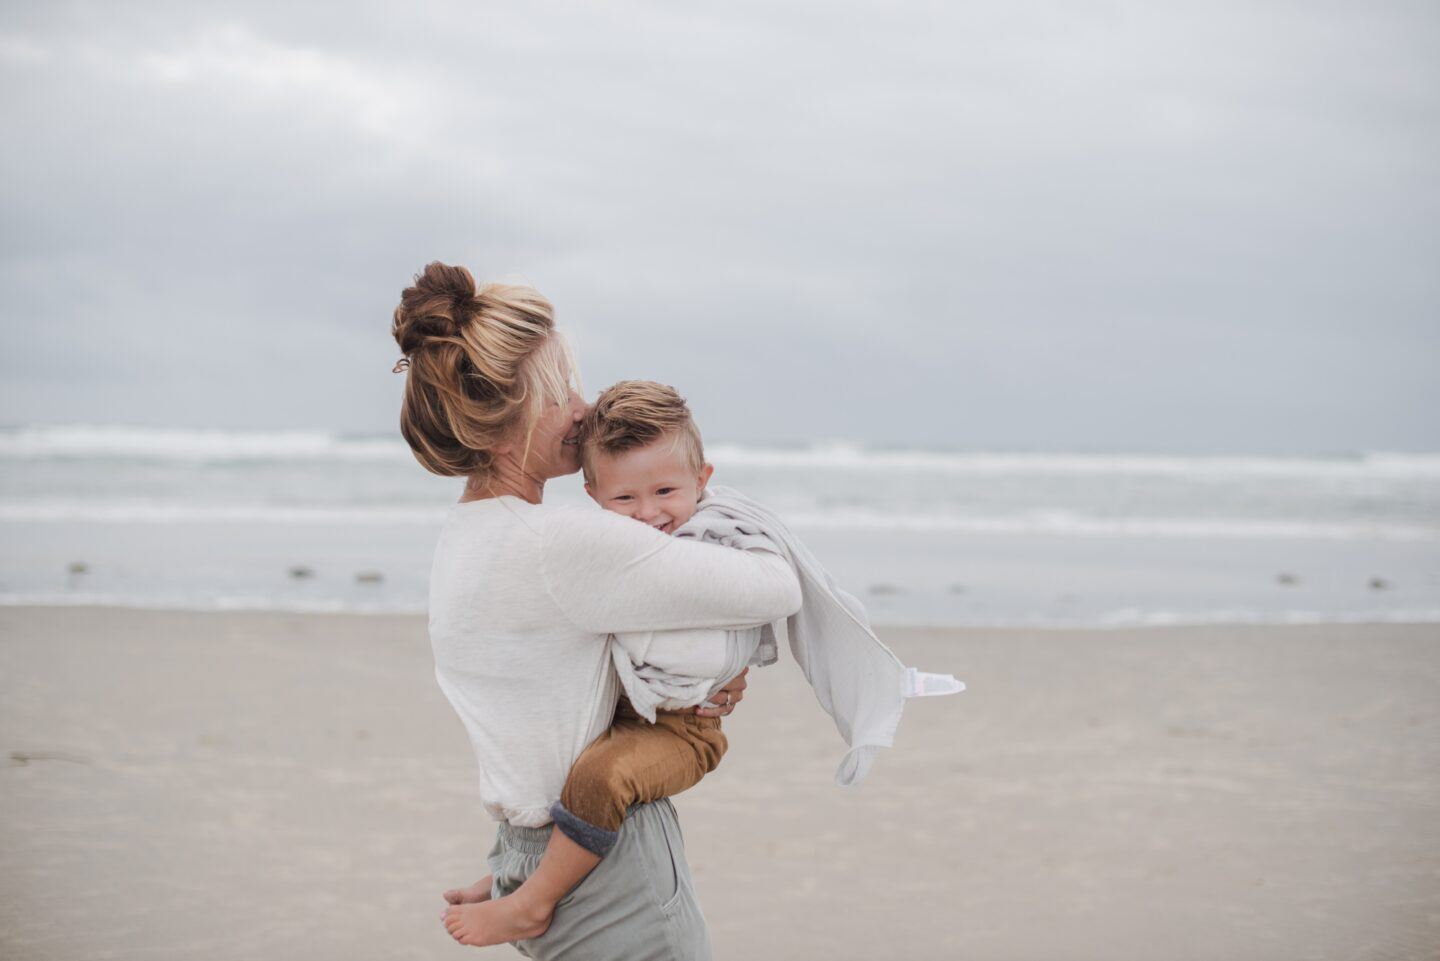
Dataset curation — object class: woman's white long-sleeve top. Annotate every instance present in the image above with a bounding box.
[428,495,803,827]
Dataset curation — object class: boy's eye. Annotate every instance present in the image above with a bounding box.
[612,495,632,502]
[657,488,676,496]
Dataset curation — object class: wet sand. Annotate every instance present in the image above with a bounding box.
[1,606,1437,960]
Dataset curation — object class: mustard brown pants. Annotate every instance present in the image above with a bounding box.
[550,697,727,856]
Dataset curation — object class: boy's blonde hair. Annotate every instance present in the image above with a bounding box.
[580,380,706,485]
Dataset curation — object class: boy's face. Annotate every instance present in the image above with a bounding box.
[585,437,714,535]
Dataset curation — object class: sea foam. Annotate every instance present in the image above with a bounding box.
[4,425,1439,480]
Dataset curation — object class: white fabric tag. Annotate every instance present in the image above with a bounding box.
[904,667,965,698]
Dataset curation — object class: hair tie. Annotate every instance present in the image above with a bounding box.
[392,358,410,373]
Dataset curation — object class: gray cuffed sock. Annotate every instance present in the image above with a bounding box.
[549,801,620,857]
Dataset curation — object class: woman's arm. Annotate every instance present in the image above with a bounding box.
[697,668,748,717]
[540,505,800,636]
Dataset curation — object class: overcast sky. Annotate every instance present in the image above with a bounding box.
[1,0,1436,453]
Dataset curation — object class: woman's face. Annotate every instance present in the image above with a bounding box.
[515,388,587,481]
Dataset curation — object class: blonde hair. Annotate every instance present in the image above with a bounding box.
[579,380,706,485]
[391,262,579,480]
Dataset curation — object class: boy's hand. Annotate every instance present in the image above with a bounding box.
[696,668,747,718]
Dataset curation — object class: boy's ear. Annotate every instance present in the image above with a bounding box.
[697,463,714,493]
[584,481,597,502]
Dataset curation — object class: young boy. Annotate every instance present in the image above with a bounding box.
[437,380,754,945]
[442,381,962,948]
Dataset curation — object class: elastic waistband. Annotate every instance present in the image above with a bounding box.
[496,820,554,856]
[655,710,723,732]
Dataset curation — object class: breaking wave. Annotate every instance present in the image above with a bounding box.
[3,425,1438,480]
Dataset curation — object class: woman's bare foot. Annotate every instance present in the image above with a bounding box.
[441,893,554,947]
[442,876,494,905]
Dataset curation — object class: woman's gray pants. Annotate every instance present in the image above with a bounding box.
[489,799,712,960]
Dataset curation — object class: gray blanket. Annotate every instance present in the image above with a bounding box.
[654,485,964,786]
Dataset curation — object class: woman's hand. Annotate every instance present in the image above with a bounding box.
[695,667,747,718]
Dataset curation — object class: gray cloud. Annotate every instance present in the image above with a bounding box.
[1,0,1436,452]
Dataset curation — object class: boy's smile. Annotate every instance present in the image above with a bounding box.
[585,437,714,534]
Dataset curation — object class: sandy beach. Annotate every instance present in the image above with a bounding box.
[1,605,1437,960]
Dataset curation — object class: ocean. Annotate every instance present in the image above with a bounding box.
[2,425,1437,627]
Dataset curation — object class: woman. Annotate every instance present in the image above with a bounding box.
[391,262,801,960]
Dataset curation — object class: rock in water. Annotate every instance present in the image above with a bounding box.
[289,566,315,580]
[355,571,384,584]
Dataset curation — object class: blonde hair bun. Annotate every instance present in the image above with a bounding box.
[391,262,575,479]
